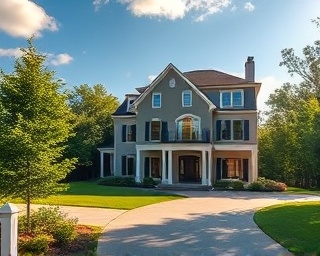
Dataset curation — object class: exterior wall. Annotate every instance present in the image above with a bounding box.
[136,69,212,144]
[203,87,257,110]
[213,111,258,143]
[113,116,136,176]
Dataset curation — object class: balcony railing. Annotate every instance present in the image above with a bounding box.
[161,129,211,143]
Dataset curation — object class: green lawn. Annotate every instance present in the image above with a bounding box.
[22,181,184,210]
[286,186,320,196]
[254,201,320,255]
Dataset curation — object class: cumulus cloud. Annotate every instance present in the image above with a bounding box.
[148,74,157,82]
[0,48,23,58]
[94,0,231,21]
[50,53,74,66]
[244,2,255,12]
[0,0,58,38]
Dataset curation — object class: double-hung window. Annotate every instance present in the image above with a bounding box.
[151,120,161,141]
[122,155,135,176]
[182,90,192,107]
[122,124,136,142]
[220,90,244,108]
[217,119,249,141]
[152,93,161,108]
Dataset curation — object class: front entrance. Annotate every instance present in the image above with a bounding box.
[179,156,200,182]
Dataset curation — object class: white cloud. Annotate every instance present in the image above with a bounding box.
[230,5,237,12]
[0,48,23,58]
[257,76,284,111]
[0,0,58,38]
[94,0,231,21]
[50,53,73,66]
[244,2,255,12]
[148,74,157,82]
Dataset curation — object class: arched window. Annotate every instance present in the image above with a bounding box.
[176,115,201,141]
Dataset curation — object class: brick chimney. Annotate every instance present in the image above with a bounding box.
[245,56,255,82]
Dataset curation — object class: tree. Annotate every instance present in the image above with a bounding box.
[67,84,118,175]
[0,38,76,231]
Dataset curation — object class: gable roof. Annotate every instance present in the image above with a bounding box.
[183,70,248,87]
[133,63,216,111]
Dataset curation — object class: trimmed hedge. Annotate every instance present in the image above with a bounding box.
[98,176,137,187]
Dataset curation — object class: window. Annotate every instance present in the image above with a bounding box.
[144,157,161,178]
[176,115,200,141]
[122,124,136,142]
[182,90,192,107]
[217,120,249,141]
[122,155,135,176]
[151,120,161,141]
[220,90,244,108]
[152,93,161,108]
[216,158,249,182]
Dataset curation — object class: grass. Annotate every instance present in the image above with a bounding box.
[286,186,320,196]
[254,201,320,255]
[10,180,184,210]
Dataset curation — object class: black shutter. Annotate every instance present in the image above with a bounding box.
[144,157,150,178]
[225,120,231,140]
[132,124,136,142]
[216,158,221,180]
[122,125,127,142]
[216,120,221,141]
[243,159,249,182]
[122,156,127,175]
[161,121,168,142]
[244,120,249,141]
[145,122,150,141]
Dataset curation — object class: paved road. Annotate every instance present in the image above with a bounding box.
[97,191,320,256]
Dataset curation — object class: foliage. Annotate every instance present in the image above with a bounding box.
[248,177,287,192]
[98,176,137,187]
[19,206,78,244]
[67,84,119,167]
[214,179,244,190]
[19,233,54,255]
[142,177,159,187]
[254,201,320,254]
[0,38,77,228]
[259,18,320,188]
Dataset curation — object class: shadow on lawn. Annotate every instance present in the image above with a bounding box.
[97,209,291,256]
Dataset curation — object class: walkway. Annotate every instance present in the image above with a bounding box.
[97,191,320,256]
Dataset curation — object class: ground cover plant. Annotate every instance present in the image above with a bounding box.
[10,180,184,210]
[254,201,320,255]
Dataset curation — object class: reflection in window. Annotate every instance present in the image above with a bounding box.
[177,116,200,140]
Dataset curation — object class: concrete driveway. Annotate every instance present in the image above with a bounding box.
[97,191,320,256]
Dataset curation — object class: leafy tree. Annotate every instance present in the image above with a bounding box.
[0,38,76,230]
[67,84,118,171]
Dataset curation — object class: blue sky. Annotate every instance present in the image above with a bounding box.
[0,0,319,110]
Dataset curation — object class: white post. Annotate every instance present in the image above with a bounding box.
[201,150,207,185]
[0,203,20,256]
[168,150,173,184]
[208,150,212,186]
[161,150,167,184]
[100,151,104,178]
[135,149,141,182]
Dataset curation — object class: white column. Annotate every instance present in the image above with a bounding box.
[201,150,207,185]
[251,148,258,182]
[135,149,141,182]
[208,150,212,186]
[161,150,167,184]
[100,151,104,178]
[168,150,173,184]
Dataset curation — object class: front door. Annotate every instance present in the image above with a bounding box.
[179,156,200,182]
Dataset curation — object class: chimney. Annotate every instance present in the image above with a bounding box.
[245,56,255,82]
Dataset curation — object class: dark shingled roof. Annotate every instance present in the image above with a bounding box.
[112,98,136,116]
[183,70,248,87]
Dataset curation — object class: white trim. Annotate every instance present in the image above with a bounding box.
[137,143,212,152]
[213,144,257,151]
[182,90,192,107]
[152,92,161,108]
[200,83,261,90]
[175,114,201,141]
[216,110,257,114]
[112,115,136,119]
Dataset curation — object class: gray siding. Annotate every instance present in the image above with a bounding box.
[136,69,212,144]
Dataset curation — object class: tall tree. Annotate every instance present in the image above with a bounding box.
[0,38,76,230]
[67,84,118,169]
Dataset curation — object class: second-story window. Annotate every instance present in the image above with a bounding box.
[151,120,161,141]
[217,119,249,141]
[182,90,192,107]
[152,93,161,108]
[220,90,244,108]
[122,124,136,142]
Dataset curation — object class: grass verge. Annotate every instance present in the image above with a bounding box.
[254,201,320,255]
[9,180,184,210]
[286,187,320,196]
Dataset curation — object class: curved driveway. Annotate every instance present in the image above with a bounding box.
[97,191,319,256]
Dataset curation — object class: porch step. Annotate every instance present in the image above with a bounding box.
[156,183,212,191]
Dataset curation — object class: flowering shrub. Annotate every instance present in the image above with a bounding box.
[248,177,287,192]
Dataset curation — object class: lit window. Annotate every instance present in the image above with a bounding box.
[182,90,192,107]
[220,90,244,108]
[176,115,200,141]
[152,93,161,108]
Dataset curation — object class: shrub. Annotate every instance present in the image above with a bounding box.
[142,177,158,187]
[214,180,231,189]
[214,179,244,190]
[248,177,287,192]
[99,176,136,187]
[248,180,265,191]
[19,206,78,252]
[19,234,54,254]
[231,180,245,190]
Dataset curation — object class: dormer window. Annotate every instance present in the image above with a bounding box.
[127,99,135,112]
[220,90,244,108]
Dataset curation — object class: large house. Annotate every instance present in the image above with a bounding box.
[98,57,261,186]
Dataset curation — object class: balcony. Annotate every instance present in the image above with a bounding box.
[161,129,211,143]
